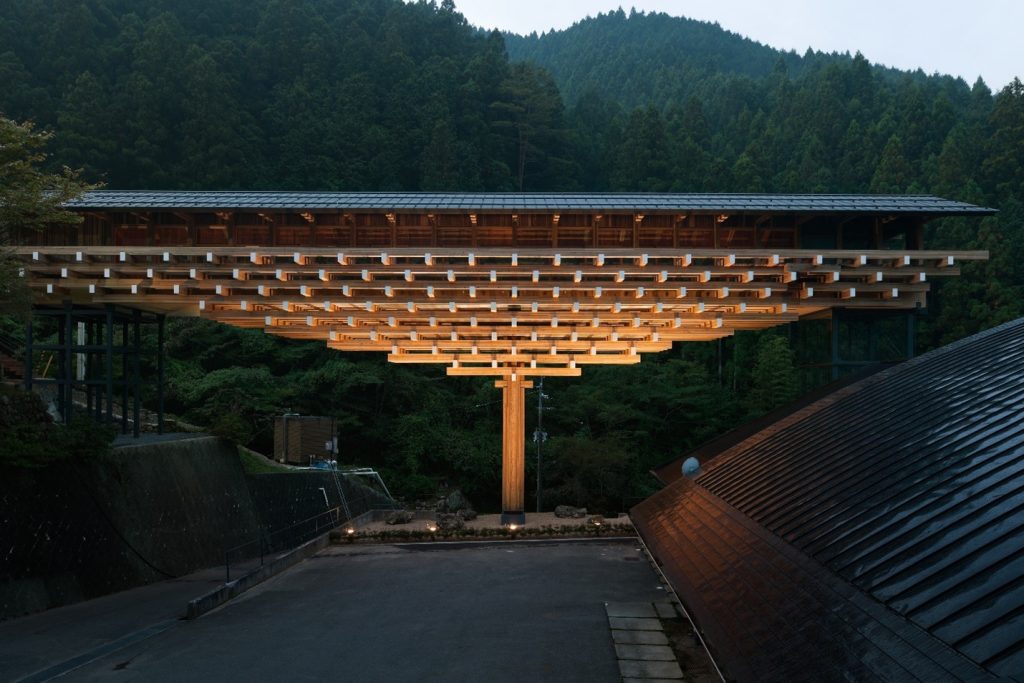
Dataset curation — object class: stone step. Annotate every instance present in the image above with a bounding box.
[605,601,685,680]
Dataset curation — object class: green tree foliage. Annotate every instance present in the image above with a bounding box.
[1,2,1022,506]
[870,135,913,193]
[0,0,572,193]
[984,78,1024,203]
[0,117,96,316]
[611,107,674,191]
[545,436,632,514]
[749,336,798,414]
[516,10,1022,352]
[490,62,575,190]
[0,386,114,468]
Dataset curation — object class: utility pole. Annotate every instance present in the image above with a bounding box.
[533,378,547,513]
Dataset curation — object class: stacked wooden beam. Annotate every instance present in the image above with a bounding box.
[17,246,982,379]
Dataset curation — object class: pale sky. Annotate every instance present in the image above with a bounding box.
[450,0,1021,90]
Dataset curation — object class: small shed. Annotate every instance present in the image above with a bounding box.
[273,414,337,465]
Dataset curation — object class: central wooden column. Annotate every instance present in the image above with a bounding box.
[496,378,533,524]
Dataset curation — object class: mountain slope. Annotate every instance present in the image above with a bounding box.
[505,9,920,109]
[0,0,571,191]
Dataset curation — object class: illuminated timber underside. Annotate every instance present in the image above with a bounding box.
[13,192,994,522]
[18,246,982,378]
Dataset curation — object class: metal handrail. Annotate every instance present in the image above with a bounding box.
[224,506,342,582]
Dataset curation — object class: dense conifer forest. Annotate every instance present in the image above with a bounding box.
[1,0,1021,510]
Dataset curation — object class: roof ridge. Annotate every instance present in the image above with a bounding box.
[65,190,997,214]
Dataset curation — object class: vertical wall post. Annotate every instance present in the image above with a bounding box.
[62,300,74,425]
[23,311,33,393]
[132,309,142,438]
[868,316,878,362]
[496,377,533,525]
[76,321,86,384]
[83,317,90,413]
[907,310,916,360]
[56,307,66,419]
[830,308,841,382]
[105,304,114,425]
[157,314,166,434]
[87,319,94,419]
[93,320,102,421]
[121,319,128,433]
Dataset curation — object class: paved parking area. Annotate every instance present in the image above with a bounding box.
[1,566,226,683]
[13,539,667,682]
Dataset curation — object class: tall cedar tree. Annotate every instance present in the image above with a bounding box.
[1,2,1021,506]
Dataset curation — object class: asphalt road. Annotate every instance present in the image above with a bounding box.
[50,539,665,682]
[1,565,227,683]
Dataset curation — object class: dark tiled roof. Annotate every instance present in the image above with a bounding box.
[651,364,894,485]
[632,481,992,681]
[66,191,996,215]
[633,317,1024,680]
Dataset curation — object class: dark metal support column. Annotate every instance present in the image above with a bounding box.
[93,319,102,421]
[105,304,114,425]
[132,309,141,438]
[121,319,128,434]
[868,318,878,362]
[24,312,33,393]
[56,307,66,419]
[84,319,92,415]
[157,314,166,435]
[62,300,74,425]
[907,311,916,360]
[830,308,841,382]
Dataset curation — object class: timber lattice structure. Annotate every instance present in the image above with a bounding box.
[11,191,995,522]
[13,191,994,380]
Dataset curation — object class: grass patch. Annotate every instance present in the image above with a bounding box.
[237,446,291,474]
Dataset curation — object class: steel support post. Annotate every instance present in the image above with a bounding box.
[907,310,916,359]
[86,319,93,418]
[92,320,102,421]
[132,309,142,438]
[157,314,166,434]
[121,319,128,433]
[105,305,114,425]
[62,300,74,425]
[830,308,841,382]
[23,312,33,393]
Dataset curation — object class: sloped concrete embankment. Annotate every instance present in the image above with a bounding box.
[0,436,388,620]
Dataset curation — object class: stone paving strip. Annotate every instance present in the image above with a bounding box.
[605,601,684,681]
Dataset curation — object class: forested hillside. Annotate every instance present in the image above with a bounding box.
[505,8,815,108]
[1,1,1022,510]
[0,0,573,192]
[504,9,930,109]
[507,9,1024,346]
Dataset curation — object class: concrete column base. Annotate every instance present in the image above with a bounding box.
[501,511,526,525]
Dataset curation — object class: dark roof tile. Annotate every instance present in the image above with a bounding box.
[634,318,1024,679]
[65,191,997,215]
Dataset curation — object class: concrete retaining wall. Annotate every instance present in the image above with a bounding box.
[0,436,395,620]
[0,436,264,619]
